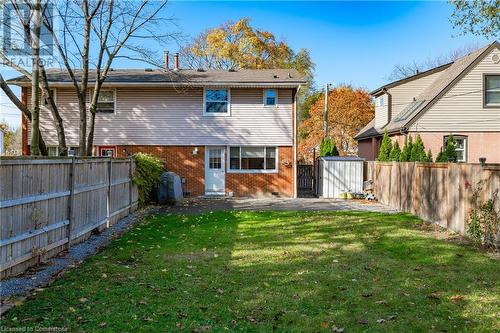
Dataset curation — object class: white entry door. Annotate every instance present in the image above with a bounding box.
[205,147,225,195]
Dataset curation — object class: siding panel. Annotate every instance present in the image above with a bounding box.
[411,47,500,132]
[28,87,293,146]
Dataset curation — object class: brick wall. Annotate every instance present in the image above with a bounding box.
[115,145,294,198]
[226,146,294,198]
[116,146,205,197]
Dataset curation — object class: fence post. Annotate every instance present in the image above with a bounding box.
[107,158,112,228]
[67,157,76,248]
[128,156,133,213]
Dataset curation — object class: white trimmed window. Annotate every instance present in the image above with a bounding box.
[484,75,500,107]
[96,90,115,113]
[264,89,277,106]
[229,146,277,172]
[445,136,467,162]
[204,89,229,114]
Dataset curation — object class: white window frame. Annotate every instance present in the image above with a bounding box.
[203,87,231,116]
[445,135,467,163]
[263,89,278,107]
[95,88,117,113]
[484,74,500,108]
[227,146,278,174]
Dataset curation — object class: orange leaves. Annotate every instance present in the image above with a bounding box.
[299,86,374,162]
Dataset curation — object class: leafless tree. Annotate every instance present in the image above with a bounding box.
[387,43,480,81]
[1,0,179,155]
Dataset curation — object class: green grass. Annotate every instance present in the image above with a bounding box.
[2,211,499,332]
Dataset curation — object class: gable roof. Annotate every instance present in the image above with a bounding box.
[7,68,307,87]
[355,41,500,140]
[370,62,452,96]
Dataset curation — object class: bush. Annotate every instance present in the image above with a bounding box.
[410,135,427,162]
[399,136,413,162]
[389,141,401,161]
[320,137,339,157]
[426,149,433,163]
[132,153,165,207]
[436,136,458,163]
[377,130,392,161]
[467,181,499,250]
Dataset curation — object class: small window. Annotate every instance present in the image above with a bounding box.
[68,147,79,156]
[264,89,277,106]
[205,89,229,114]
[47,146,58,156]
[444,136,467,162]
[229,146,277,171]
[379,96,384,107]
[484,75,500,107]
[99,146,116,157]
[96,90,115,113]
[208,148,222,169]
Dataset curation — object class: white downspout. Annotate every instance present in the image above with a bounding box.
[293,85,301,199]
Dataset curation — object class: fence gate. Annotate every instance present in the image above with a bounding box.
[297,164,314,190]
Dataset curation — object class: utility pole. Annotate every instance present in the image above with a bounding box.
[323,83,332,138]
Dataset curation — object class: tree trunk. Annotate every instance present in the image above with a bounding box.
[86,109,96,156]
[40,68,68,156]
[0,75,47,155]
[30,0,42,156]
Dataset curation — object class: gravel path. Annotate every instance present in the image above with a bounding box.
[0,198,396,310]
[0,207,157,304]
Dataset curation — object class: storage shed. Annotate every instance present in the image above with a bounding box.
[316,156,364,198]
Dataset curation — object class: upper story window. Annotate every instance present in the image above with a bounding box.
[264,89,277,106]
[205,89,229,115]
[96,90,115,113]
[379,96,384,107]
[484,75,500,107]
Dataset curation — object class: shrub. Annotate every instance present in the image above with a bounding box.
[426,149,433,162]
[410,135,427,162]
[467,180,499,250]
[389,141,401,161]
[320,137,339,157]
[377,130,392,161]
[133,153,165,207]
[436,136,458,163]
[400,136,413,162]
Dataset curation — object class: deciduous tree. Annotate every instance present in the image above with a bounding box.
[450,0,499,38]
[298,85,373,162]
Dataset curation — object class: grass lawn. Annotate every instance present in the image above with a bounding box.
[2,211,499,332]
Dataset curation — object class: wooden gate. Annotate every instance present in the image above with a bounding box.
[297,164,314,190]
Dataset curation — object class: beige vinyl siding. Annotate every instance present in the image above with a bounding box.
[374,94,389,129]
[388,71,444,118]
[411,47,500,132]
[28,87,293,146]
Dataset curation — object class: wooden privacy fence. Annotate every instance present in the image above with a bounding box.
[365,161,500,234]
[0,157,138,279]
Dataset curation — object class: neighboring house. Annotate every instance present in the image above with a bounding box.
[8,60,306,198]
[355,41,500,163]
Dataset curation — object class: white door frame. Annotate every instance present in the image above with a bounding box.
[204,146,226,195]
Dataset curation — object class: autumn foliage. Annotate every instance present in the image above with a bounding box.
[298,86,374,162]
[181,18,314,82]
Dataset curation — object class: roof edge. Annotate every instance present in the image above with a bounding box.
[405,40,500,128]
[370,62,453,96]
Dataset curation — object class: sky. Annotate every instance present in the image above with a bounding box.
[0,0,492,128]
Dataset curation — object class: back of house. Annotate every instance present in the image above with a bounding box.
[355,41,500,163]
[9,64,307,198]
